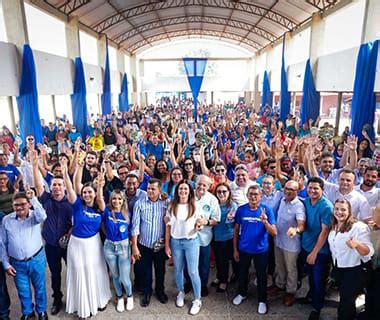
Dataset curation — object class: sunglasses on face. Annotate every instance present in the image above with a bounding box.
[217,190,228,195]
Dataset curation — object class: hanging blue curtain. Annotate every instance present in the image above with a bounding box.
[71,57,89,138]
[16,44,43,145]
[279,37,291,121]
[350,40,379,140]
[119,73,129,112]
[183,58,207,122]
[101,43,112,115]
[300,59,320,125]
[260,71,272,114]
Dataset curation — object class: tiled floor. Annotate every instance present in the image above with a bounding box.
[7,263,339,319]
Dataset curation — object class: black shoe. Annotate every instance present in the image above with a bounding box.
[98,305,107,312]
[201,286,209,297]
[308,310,320,320]
[297,295,312,305]
[37,312,48,320]
[0,316,10,320]
[156,291,168,304]
[20,313,35,320]
[184,283,192,294]
[51,300,61,315]
[141,293,151,307]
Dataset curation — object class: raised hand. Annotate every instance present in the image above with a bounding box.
[345,135,358,151]
[260,208,268,224]
[24,184,35,199]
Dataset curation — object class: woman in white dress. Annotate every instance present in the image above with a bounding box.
[62,158,111,319]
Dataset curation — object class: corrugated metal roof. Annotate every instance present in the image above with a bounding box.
[37,0,342,54]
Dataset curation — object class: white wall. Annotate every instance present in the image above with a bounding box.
[0,41,19,96]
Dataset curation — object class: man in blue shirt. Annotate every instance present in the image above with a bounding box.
[300,177,333,320]
[0,153,22,189]
[0,211,10,320]
[1,191,48,320]
[145,134,164,161]
[32,151,72,316]
[232,185,277,315]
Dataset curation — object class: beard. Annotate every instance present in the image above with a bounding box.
[363,180,376,187]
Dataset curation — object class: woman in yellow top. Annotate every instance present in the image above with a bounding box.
[87,130,104,152]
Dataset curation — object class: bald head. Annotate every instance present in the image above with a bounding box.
[284,180,299,201]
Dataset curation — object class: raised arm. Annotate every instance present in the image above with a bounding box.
[199,145,210,176]
[94,168,106,211]
[73,157,84,195]
[61,157,77,204]
[30,149,44,197]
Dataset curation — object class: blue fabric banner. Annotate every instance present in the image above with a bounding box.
[300,59,320,125]
[350,40,379,140]
[16,44,43,145]
[101,43,112,115]
[279,38,291,121]
[71,57,89,138]
[260,71,272,114]
[119,73,129,112]
[183,58,207,122]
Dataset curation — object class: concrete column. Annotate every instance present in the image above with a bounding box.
[308,13,325,73]
[2,0,29,47]
[244,91,253,106]
[97,35,107,67]
[136,58,144,107]
[335,92,343,135]
[117,49,125,74]
[253,74,261,112]
[51,95,57,120]
[65,17,81,59]
[292,92,297,114]
[361,0,380,43]
[211,91,214,105]
[129,55,138,105]
[7,96,17,134]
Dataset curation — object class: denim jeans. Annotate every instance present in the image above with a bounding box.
[300,249,330,312]
[171,237,201,299]
[45,243,67,301]
[0,263,10,319]
[11,249,47,315]
[238,251,268,302]
[104,239,132,297]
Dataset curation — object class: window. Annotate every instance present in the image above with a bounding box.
[24,3,66,56]
[80,31,98,65]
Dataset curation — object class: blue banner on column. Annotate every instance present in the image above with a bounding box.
[183,58,207,122]
[260,71,272,114]
[300,59,320,125]
[280,37,290,121]
[101,43,112,115]
[119,73,129,112]
[71,57,89,138]
[16,44,43,145]
[350,40,379,140]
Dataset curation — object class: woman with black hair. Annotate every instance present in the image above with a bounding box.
[328,199,374,320]
[153,159,170,184]
[62,157,111,319]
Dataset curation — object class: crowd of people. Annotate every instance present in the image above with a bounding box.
[0,102,379,320]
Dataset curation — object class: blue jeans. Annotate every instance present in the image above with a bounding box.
[104,239,132,297]
[199,244,211,288]
[171,237,201,299]
[301,249,330,312]
[0,263,10,318]
[11,249,47,315]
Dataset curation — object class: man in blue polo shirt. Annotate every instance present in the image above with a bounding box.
[232,185,277,315]
[300,177,333,320]
[0,153,22,189]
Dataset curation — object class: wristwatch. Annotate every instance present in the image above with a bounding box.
[206,220,210,226]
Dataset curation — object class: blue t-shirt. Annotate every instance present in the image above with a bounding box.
[68,131,82,142]
[71,197,102,238]
[213,202,237,242]
[302,196,333,255]
[146,143,164,160]
[0,164,20,185]
[235,203,275,254]
[103,207,129,242]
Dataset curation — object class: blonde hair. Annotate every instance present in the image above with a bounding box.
[109,190,129,223]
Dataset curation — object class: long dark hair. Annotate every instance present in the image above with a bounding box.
[153,159,168,180]
[331,199,356,233]
[168,167,183,196]
[80,182,100,213]
[170,180,196,220]
[214,182,233,207]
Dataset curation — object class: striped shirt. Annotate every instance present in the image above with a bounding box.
[131,195,169,249]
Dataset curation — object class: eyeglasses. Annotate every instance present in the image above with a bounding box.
[118,171,128,175]
[215,169,225,173]
[184,163,193,166]
[172,173,182,176]
[248,193,260,197]
[268,166,276,170]
[14,202,28,208]
[27,138,34,141]
[217,190,228,195]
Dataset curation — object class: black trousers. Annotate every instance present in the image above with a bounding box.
[335,264,368,320]
[213,239,238,283]
[0,263,10,319]
[45,243,67,301]
[365,266,380,319]
[138,243,166,295]
[238,251,268,302]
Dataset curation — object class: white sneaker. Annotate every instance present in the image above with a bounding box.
[126,296,134,311]
[189,299,202,315]
[176,291,185,308]
[116,297,125,312]
[258,302,267,314]
[232,294,246,306]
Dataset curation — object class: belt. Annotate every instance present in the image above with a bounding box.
[10,247,43,262]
